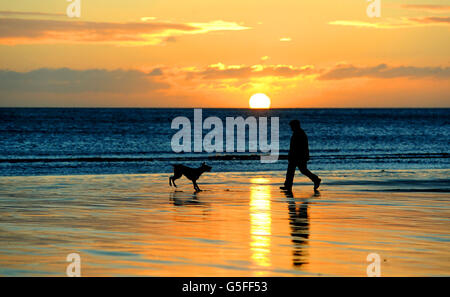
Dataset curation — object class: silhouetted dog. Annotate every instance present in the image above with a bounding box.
[169,162,212,191]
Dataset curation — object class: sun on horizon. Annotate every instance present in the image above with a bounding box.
[249,93,271,109]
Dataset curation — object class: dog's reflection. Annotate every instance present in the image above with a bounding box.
[170,190,205,206]
[283,190,320,268]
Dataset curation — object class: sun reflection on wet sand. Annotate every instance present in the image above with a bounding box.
[249,178,272,274]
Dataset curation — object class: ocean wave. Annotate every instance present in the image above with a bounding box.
[0,152,447,163]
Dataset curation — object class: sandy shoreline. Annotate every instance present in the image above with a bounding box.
[0,169,449,276]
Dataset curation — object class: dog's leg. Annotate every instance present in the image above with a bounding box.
[170,176,178,187]
[193,180,201,192]
[171,168,182,188]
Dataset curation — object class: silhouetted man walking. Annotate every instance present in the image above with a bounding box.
[280,120,321,192]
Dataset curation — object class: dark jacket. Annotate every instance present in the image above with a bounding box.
[288,128,310,162]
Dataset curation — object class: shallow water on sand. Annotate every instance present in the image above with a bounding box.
[0,170,449,276]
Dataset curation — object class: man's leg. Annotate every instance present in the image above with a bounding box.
[298,161,321,190]
[281,161,297,190]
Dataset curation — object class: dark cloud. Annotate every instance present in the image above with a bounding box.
[0,18,196,44]
[0,68,169,93]
[401,5,450,12]
[0,10,65,17]
[257,65,318,77]
[319,64,450,80]
[198,66,252,79]
[148,68,163,76]
[329,16,450,29]
[192,64,318,80]
[409,16,450,24]
[0,18,248,45]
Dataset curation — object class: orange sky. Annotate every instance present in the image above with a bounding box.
[0,0,449,107]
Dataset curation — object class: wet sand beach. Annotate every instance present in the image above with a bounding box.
[0,169,449,276]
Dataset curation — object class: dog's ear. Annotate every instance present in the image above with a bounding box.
[202,162,205,166]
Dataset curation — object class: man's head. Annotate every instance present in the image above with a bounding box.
[289,120,301,132]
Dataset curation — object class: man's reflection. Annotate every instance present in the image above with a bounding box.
[283,190,320,268]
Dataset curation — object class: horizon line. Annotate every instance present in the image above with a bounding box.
[0,106,449,109]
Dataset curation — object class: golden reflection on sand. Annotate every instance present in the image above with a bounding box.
[249,178,272,273]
